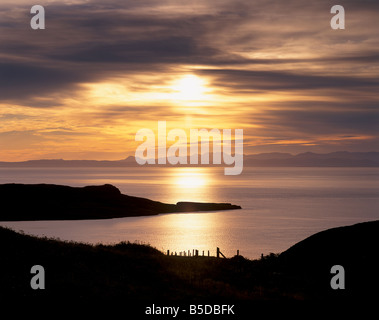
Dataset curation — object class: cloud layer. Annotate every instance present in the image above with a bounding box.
[0,0,378,160]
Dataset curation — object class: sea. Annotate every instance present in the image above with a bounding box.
[0,166,378,259]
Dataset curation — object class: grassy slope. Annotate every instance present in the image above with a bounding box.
[1,220,378,301]
[0,226,292,300]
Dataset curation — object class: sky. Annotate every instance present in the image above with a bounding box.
[0,0,378,161]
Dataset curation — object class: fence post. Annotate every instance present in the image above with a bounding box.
[167,250,170,256]
[237,250,239,256]
[217,247,226,258]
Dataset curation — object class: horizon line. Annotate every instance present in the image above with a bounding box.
[1,150,379,163]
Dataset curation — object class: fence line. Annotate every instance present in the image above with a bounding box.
[166,247,239,258]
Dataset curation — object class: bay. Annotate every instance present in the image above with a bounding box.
[0,166,378,259]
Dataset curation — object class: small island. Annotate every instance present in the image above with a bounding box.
[0,183,241,221]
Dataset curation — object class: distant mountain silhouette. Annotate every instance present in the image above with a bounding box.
[0,157,137,167]
[1,152,378,167]
[244,151,379,167]
[0,183,241,221]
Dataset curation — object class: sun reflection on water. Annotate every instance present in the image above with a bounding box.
[155,212,224,256]
[175,174,206,188]
[158,168,224,254]
[166,167,217,203]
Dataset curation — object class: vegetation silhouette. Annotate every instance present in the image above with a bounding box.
[1,220,378,301]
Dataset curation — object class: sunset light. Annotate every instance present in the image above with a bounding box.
[176,175,206,188]
[171,75,208,101]
[0,0,378,304]
[174,168,209,189]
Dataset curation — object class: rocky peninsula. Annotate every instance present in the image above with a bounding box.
[0,183,241,221]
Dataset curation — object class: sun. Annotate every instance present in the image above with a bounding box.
[171,74,209,101]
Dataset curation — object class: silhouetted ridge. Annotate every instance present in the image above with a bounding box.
[278,220,379,299]
[0,183,241,221]
[280,220,379,263]
[1,220,378,300]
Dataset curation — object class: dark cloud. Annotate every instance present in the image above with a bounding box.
[48,36,218,64]
[1,0,378,101]
[0,61,92,102]
[0,0,378,155]
[199,69,379,91]
[269,110,379,135]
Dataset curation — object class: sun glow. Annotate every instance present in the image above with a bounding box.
[171,75,210,101]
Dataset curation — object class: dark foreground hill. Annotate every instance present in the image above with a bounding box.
[0,183,241,221]
[0,220,378,302]
[278,220,379,300]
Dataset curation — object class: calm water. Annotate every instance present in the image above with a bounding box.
[0,167,378,259]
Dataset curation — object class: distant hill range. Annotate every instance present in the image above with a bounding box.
[0,151,378,167]
[244,151,379,167]
[0,183,241,221]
